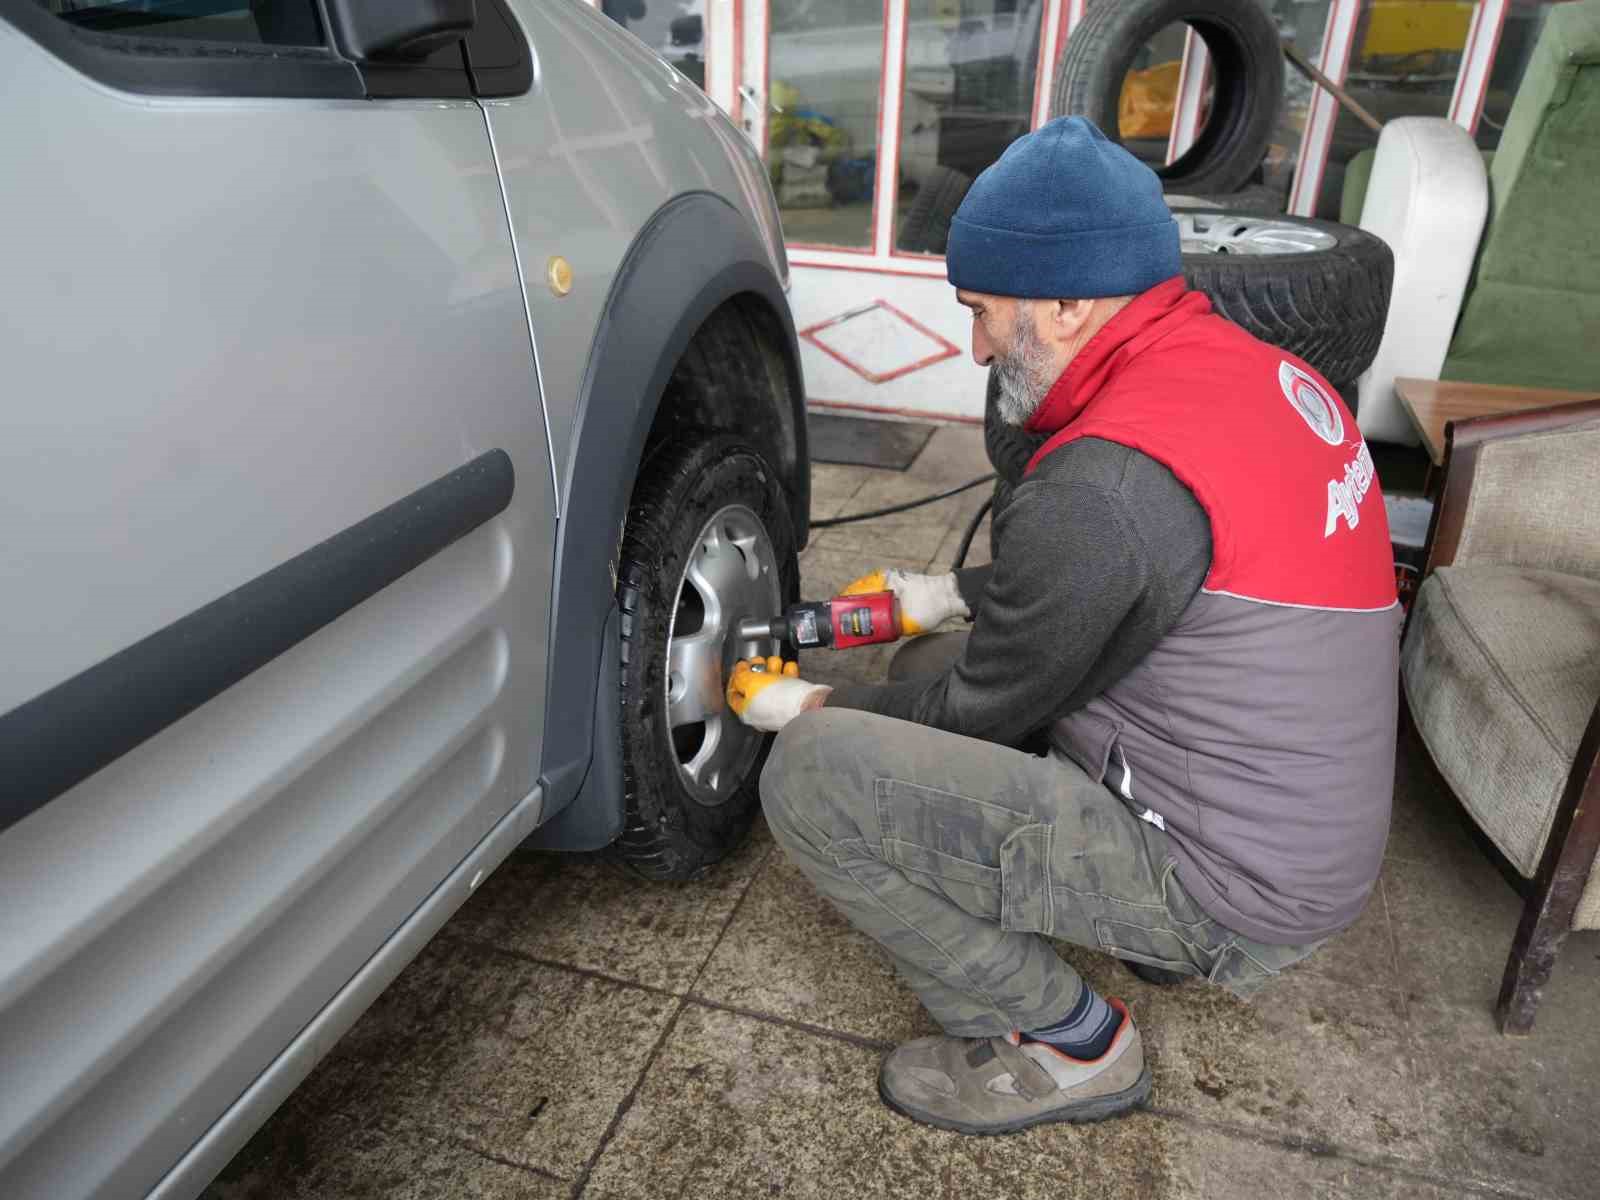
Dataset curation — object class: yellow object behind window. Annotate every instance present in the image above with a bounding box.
[1361,1,1474,59]
[1119,60,1182,140]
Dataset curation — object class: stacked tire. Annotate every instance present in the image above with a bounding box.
[1052,0,1286,196]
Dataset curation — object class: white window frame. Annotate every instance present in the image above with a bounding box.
[1450,0,1511,133]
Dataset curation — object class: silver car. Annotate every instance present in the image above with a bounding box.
[0,2,806,1196]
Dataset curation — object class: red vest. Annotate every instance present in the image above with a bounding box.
[1024,277,1396,611]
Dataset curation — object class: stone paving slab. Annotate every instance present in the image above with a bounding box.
[208,1113,570,1200]
[584,1002,1185,1200]
[805,463,872,522]
[1160,1122,1517,1200]
[1288,869,1405,994]
[901,422,992,484]
[693,849,939,1045]
[444,824,773,994]
[415,959,676,1179]
[1137,970,1422,1163]
[1404,980,1600,1198]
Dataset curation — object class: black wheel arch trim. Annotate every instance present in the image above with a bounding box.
[528,191,806,851]
[0,450,515,835]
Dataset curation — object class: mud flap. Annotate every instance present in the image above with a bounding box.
[525,603,624,851]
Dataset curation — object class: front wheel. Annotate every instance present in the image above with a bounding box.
[614,435,799,880]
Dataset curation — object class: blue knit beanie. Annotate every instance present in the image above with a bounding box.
[945,117,1182,299]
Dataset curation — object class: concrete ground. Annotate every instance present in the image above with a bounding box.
[206,425,1600,1200]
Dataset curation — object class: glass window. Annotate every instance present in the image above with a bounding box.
[1314,0,1475,216]
[1262,0,1334,199]
[602,0,708,89]
[768,0,887,250]
[896,0,1044,254]
[1477,2,1561,151]
[36,0,323,45]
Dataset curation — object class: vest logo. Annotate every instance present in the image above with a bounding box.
[1325,441,1378,536]
[1278,361,1344,446]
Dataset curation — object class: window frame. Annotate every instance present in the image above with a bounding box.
[1,0,366,98]
[0,0,532,100]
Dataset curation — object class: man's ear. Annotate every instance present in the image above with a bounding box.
[1045,298,1094,343]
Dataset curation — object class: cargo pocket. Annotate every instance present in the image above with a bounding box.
[999,823,1053,935]
[1094,918,1207,978]
[877,779,1031,924]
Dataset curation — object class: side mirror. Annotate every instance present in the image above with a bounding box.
[327,0,477,62]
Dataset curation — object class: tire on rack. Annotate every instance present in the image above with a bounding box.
[898,166,973,255]
[615,434,799,881]
[1050,0,1284,196]
[1176,208,1394,385]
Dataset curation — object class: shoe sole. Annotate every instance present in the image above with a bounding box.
[877,1066,1153,1136]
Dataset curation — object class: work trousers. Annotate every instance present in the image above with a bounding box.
[759,632,1322,1038]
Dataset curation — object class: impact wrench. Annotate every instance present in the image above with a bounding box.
[735,591,904,652]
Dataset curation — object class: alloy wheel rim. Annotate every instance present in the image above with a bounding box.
[1175,211,1337,255]
[664,504,782,806]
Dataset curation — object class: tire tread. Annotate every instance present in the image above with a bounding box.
[899,166,973,255]
[614,435,798,881]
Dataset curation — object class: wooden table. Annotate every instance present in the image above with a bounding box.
[1395,377,1600,466]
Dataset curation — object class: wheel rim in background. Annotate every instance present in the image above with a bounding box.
[1175,211,1339,255]
[664,504,782,807]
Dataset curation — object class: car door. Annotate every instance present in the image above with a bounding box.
[0,4,555,1197]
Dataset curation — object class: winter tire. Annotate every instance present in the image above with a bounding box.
[615,435,799,880]
[1051,0,1285,196]
[898,166,973,255]
[1175,208,1393,385]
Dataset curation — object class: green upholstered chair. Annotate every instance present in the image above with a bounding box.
[1346,2,1600,394]
[1340,147,1376,226]
[1441,0,1600,391]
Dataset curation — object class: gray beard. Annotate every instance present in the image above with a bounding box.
[992,316,1055,428]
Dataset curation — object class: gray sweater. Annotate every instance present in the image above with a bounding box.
[827,438,1212,745]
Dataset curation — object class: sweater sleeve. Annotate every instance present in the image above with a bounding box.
[952,563,994,615]
[825,442,1211,744]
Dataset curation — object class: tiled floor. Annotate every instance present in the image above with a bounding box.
[206,425,1600,1200]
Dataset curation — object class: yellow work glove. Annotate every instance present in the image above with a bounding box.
[726,656,829,732]
[840,568,970,636]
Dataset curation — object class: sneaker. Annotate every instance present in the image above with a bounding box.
[877,999,1151,1135]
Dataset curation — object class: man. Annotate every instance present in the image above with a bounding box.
[727,117,1399,1136]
